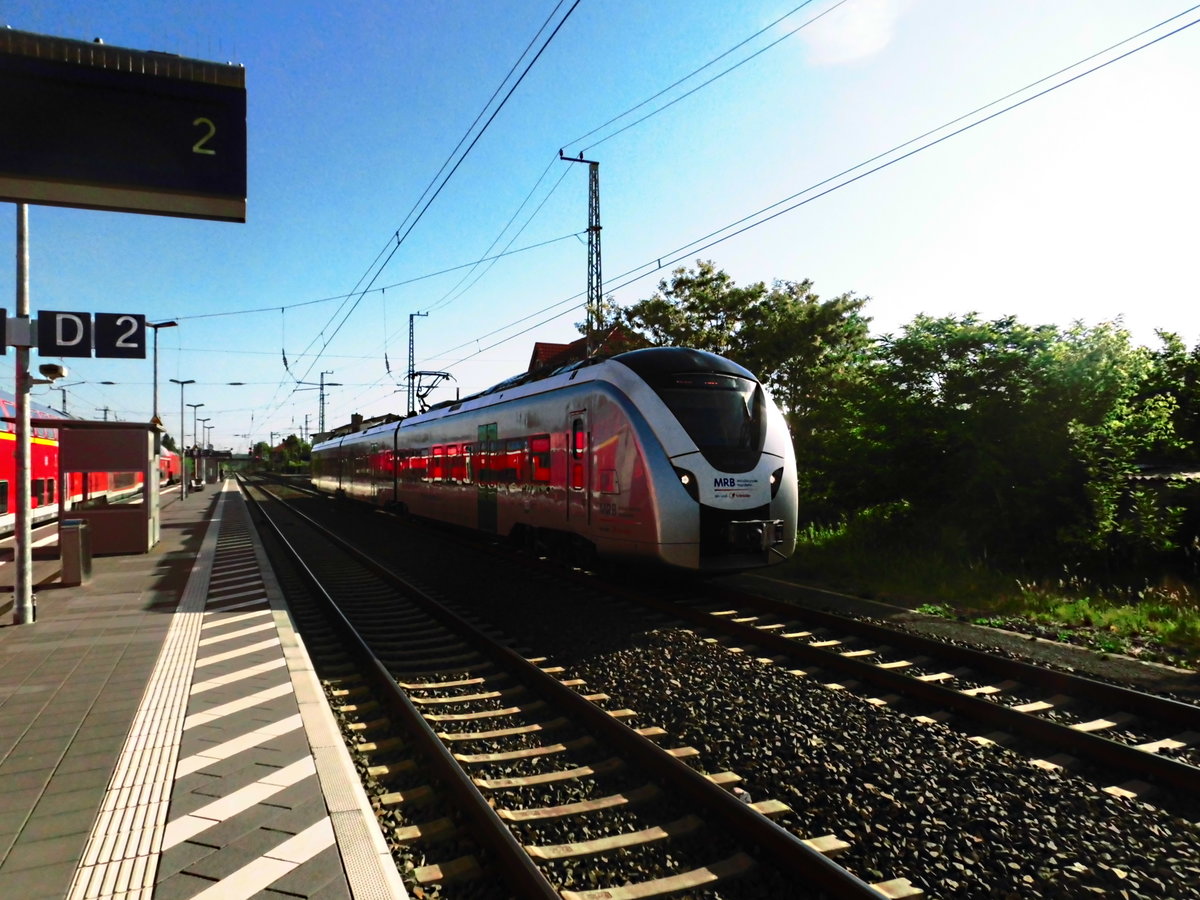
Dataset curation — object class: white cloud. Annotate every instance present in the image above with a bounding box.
[802,0,909,65]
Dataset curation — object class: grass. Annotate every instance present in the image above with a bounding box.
[787,510,1200,668]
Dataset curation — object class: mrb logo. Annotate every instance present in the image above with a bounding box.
[714,477,737,488]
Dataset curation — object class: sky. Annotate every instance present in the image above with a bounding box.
[1,0,1198,452]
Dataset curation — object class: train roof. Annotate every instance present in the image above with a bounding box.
[610,347,756,382]
[0,389,74,434]
[426,346,755,412]
[314,346,761,451]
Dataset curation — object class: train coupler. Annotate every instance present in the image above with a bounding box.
[727,519,785,552]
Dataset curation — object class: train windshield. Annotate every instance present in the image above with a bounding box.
[653,373,766,472]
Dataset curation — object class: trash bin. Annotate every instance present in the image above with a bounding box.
[61,519,92,586]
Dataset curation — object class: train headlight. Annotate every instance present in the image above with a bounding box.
[673,466,699,502]
[770,467,784,499]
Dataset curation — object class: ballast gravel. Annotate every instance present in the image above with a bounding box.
[294,500,1200,899]
[565,627,1200,899]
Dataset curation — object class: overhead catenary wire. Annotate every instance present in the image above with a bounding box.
[228,1,582,439]
[138,0,881,411]
[281,0,575,385]
[572,0,851,155]
[427,9,1200,372]
[152,4,1199,435]
[166,231,584,323]
[363,0,840,365]
[158,0,843,339]
[412,0,844,342]
[288,0,584,393]
[422,159,574,316]
[564,0,826,152]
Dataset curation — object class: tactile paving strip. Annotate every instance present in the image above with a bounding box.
[65,493,222,899]
[65,486,404,900]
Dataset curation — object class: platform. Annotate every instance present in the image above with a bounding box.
[0,482,405,900]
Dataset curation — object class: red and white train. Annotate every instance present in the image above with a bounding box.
[312,347,798,572]
[0,391,181,534]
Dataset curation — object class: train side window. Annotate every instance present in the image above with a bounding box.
[0,480,8,513]
[476,425,498,486]
[485,440,503,483]
[46,479,56,504]
[399,448,418,480]
[572,419,586,458]
[446,444,467,482]
[410,449,429,481]
[461,443,473,483]
[474,443,491,484]
[570,419,586,490]
[505,438,527,483]
[530,434,551,483]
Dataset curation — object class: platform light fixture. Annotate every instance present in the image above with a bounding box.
[196,417,211,481]
[148,321,178,422]
[170,379,194,500]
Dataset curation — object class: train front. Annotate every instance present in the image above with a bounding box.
[615,348,798,572]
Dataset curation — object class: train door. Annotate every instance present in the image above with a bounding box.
[567,411,590,524]
[477,423,498,533]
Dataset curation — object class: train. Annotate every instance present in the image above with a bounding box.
[0,390,181,534]
[311,346,798,572]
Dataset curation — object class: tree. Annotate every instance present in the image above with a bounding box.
[610,261,872,517]
[733,279,870,422]
[1145,331,1200,466]
[825,314,1184,566]
[616,261,765,355]
[616,261,871,421]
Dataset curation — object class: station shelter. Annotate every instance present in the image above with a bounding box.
[34,418,163,554]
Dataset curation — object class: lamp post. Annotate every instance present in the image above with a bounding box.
[171,379,194,500]
[148,321,178,423]
[197,417,210,483]
[187,403,204,486]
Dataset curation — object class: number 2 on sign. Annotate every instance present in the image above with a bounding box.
[192,117,216,155]
[113,316,140,349]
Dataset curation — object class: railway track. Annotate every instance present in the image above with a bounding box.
[246,476,1200,898]
[241,478,920,899]
[611,578,1200,809]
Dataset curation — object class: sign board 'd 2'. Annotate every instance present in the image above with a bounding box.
[37,312,146,359]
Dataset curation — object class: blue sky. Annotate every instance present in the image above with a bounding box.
[2,1,1197,452]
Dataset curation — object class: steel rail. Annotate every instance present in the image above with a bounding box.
[257,482,891,900]
[724,580,1200,727]
[243,484,562,900]
[630,588,1200,796]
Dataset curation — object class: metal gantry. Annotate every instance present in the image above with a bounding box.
[560,150,602,357]
[407,311,428,415]
[295,372,341,436]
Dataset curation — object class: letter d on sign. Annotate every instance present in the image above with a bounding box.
[57,315,85,346]
[37,311,94,358]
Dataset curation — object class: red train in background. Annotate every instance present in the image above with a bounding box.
[0,390,180,534]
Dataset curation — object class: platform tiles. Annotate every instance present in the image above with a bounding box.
[67,489,405,900]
